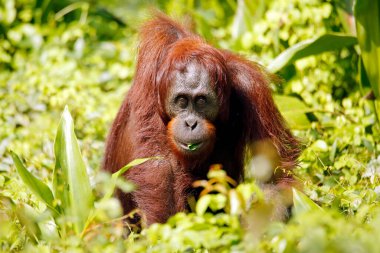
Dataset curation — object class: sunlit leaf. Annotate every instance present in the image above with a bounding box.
[112,157,153,179]
[14,203,41,241]
[4,0,16,24]
[274,95,311,129]
[354,0,380,98]
[231,0,265,40]
[228,189,244,215]
[268,33,357,73]
[11,151,57,214]
[311,140,329,152]
[293,188,322,216]
[208,194,227,211]
[196,195,212,215]
[336,0,356,36]
[100,158,152,200]
[53,106,93,234]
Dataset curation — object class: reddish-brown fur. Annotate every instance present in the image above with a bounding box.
[103,14,300,225]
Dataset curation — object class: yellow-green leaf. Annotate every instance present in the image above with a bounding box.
[274,95,311,129]
[293,188,322,216]
[53,106,94,234]
[268,33,357,73]
[112,157,153,179]
[196,195,212,216]
[102,157,152,200]
[11,151,57,214]
[354,0,380,98]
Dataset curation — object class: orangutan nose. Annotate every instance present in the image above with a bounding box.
[185,118,198,130]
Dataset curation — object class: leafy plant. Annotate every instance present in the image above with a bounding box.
[53,106,94,234]
[193,164,264,216]
[10,107,148,242]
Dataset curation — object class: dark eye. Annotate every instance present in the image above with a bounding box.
[176,96,188,109]
[195,96,207,108]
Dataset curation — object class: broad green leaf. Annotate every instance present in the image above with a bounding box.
[354,0,380,98]
[11,151,57,214]
[208,194,227,211]
[53,106,94,234]
[268,33,357,73]
[274,95,311,129]
[196,195,212,215]
[292,188,322,216]
[359,57,371,90]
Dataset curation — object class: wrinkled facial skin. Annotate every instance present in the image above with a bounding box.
[166,62,219,156]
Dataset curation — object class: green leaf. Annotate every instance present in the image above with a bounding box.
[359,57,371,91]
[231,0,264,39]
[311,140,328,152]
[268,33,357,73]
[188,143,200,151]
[14,203,41,241]
[84,158,150,234]
[208,194,227,212]
[354,0,380,98]
[293,188,322,216]
[4,0,16,24]
[274,95,311,129]
[336,0,356,36]
[10,151,57,214]
[196,195,212,215]
[101,157,152,200]
[53,106,94,234]
[228,189,243,215]
[112,157,153,179]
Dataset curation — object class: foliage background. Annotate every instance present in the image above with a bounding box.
[1,0,380,252]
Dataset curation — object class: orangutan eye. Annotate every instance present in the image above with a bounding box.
[195,96,207,108]
[176,96,188,109]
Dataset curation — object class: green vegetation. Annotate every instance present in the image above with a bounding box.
[1,0,380,252]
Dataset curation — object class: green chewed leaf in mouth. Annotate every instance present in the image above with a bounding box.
[187,143,200,151]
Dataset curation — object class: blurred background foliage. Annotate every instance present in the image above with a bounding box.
[1,0,380,252]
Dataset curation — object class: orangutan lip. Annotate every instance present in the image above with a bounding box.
[177,140,203,151]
